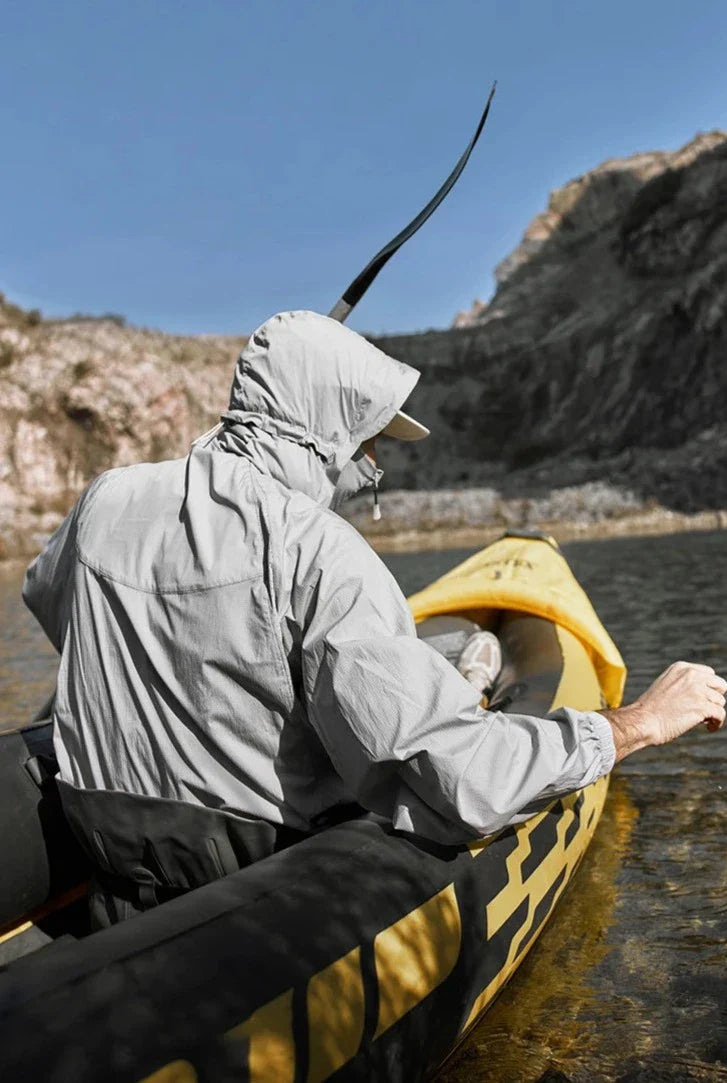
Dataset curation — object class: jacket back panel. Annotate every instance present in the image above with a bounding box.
[53,451,338,828]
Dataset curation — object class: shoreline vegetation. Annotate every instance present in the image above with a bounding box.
[346,488,727,553]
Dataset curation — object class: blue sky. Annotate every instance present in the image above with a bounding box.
[2,0,725,336]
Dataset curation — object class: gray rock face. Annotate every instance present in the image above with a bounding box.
[369,131,727,514]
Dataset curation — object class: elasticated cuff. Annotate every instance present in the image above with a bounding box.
[585,709,617,776]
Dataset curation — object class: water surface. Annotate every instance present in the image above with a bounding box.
[2,532,726,1081]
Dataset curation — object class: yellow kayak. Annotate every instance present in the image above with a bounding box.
[0,531,625,1082]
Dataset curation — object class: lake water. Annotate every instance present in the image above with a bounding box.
[2,531,727,1082]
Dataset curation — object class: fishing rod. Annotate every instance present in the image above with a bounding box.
[328,81,496,324]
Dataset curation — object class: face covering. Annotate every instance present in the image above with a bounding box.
[330,448,383,514]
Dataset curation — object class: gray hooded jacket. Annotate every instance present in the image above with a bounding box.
[24,310,616,849]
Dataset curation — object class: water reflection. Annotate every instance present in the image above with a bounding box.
[2,531,726,1080]
[438,778,638,1082]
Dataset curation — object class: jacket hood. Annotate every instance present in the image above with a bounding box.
[213,311,420,507]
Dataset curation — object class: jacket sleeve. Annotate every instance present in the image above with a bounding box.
[299,524,616,844]
[22,502,81,654]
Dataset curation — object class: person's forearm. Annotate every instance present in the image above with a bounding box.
[599,704,655,764]
[399,703,616,841]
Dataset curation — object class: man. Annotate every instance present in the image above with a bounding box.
[24,310,726,926]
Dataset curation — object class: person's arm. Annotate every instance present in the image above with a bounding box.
[297,526,619,843]
[22,502,81,653]
[298,525,726,843]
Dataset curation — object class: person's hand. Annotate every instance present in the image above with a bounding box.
[601,661,727,763]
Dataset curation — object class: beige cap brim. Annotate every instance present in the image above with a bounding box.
[381,409,430,442]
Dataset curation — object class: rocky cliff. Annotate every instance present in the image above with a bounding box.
[2,129,726,558]
[0,301,246,558]
[350,130,727,538]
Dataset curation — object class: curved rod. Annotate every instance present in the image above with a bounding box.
[328,81,496,324]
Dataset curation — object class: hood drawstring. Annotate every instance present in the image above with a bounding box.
[192,421,223,448]
[373,475,381,521]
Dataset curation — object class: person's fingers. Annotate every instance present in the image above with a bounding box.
[668,661,714,677]
[682,662,716,674]
[703,702,726,724]
[675,663,726,693]
[700,700,725,725]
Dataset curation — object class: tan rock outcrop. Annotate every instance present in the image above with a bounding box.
[0,305,244,558]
